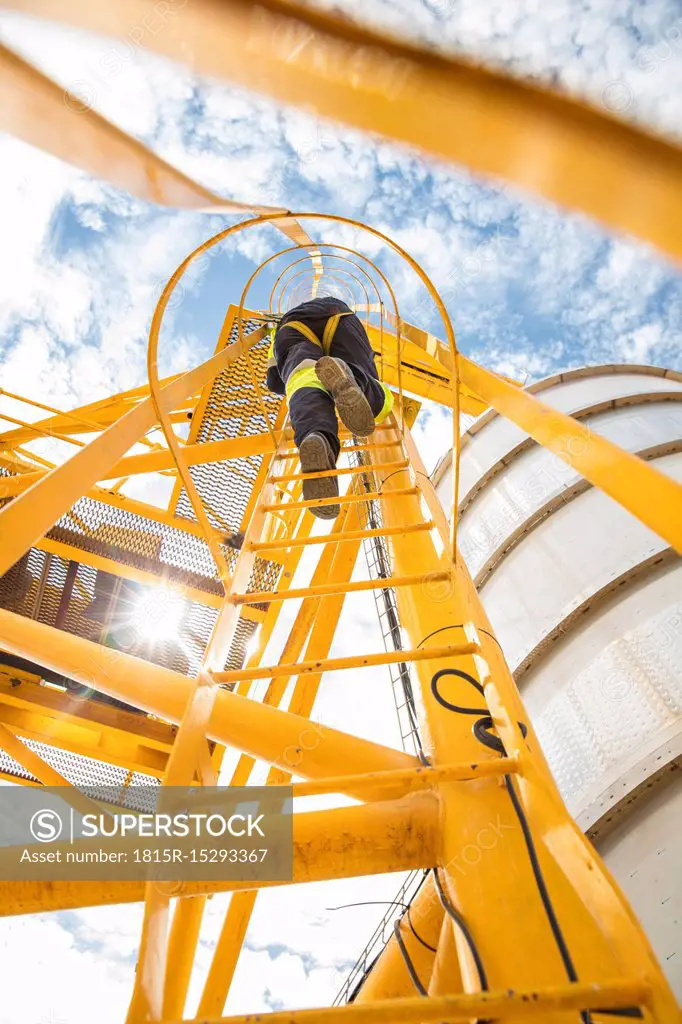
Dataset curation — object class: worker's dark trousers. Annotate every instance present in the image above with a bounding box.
[280,340,388,461]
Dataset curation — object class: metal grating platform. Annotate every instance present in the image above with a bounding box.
[0,312,281,801]
[0,737,160,811]
[0,314,280,679]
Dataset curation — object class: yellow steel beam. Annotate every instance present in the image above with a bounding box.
[0,433,276,498]
[11,0,682,258]
[288,760,517,800]
[227,571,449,606]
[0,720,119,826]
[0,42,321,260]
[370,420,679,1019]
[0,793,439,916]
[151,470,315,1019]
[0,303,268,449]
[278,441,404,459]
[428,912,461,996]
[0,42,279,215]
[0,410,85,448]
[0,609,418,788]
[460,355,682,554]
[262,487,418,513]
[0,669,173,777]
[22,0,682,262]
[211,642,479,684]
[129,668,224,1022]
[35,536,227,613]
[270,458,408,483]
[162,897,206,1020]
[365,325,485,413]
[249,521,434,552]
[198,891,256,1017]
[164,980,651,1023]
[0,398,193,446]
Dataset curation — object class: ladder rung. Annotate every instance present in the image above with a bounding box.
[270,459,408,483]
[342,440,403,451]
[262,486,417,512]
[278,441,403,459]
[250,521,434,552]
[212,642,478,684]
[228,571,449,605]
[282,422,396,440]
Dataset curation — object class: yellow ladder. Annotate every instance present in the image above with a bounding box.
[0,316,679,1024]
[123,404,677,1023]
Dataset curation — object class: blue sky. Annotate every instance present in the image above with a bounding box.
[1,0,682,1020]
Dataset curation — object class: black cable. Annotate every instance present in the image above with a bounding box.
[590,1010,643,1019]
[393,919,428,996]
[429,666,598,1024]
[330,900,438,955]
[431,668,527,755]
[503,772,589,1024]
[376,467,410,490]
[335,899,438,955]
[406,904,438,954]
[326,900,408,912]
[433,869,489,992]
[347,950,381,1004]
[417,622,505,654]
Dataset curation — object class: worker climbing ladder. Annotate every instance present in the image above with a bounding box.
[0,215,681,1023]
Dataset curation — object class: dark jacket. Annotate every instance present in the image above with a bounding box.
[265,297,378,395]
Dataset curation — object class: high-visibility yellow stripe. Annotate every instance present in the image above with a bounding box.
[375,382,394,424]
[285,366,330,401]
[267,329,276,369]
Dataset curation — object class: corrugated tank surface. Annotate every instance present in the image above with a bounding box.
[434,364,682,997]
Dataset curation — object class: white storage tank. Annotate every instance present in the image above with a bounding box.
[433,363,682,997]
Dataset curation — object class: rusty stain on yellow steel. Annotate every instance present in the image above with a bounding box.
[0,794,440,917]
[167,979,651,1023]
[211,642,478,684]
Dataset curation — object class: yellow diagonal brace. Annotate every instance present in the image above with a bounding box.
[0,610,418,788]
[0,328,266,577]
[0,42,320,261]
[0,433,277,498]
[0,721,112,821]
[460,355,682,553]
[12,0,681,259]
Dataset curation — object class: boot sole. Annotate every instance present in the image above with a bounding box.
[316,357,376,438]
[299,434,340,520]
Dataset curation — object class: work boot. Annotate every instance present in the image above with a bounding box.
[315,357,375,438]
[299,431,340,520]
